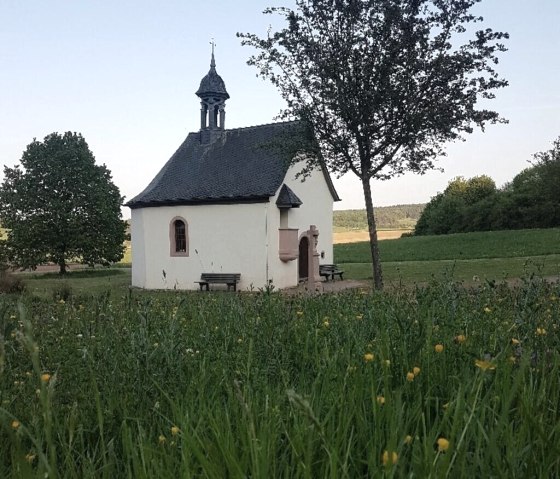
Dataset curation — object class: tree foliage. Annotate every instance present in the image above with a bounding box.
[415,138,560,235]
[0,132,126,274]
[239,0,508,289]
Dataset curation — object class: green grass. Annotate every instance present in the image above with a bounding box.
[335,228,560,263]
[1,279,560,476]
[343,255,560,284]
[20,268,131,298]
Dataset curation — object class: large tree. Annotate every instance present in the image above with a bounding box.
[0,132,126,274]
[239,0,508,289]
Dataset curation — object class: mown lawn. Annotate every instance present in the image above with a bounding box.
[335,228,560,285]
[1,279,559,477]
[335,228,560,263]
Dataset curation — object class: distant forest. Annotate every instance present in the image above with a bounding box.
[333,204,425,231]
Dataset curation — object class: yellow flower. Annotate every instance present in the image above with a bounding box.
[364,353,375,362]
[356,314,363,320]
[58,299,65,304]
[475,359,496,371]
[536,327,547,336]
[406,372,415,382]
[508,356,517,364]
[483,307,491,313]
[322,320,330,328]
[404,435,413,445]
[383,360,391,367]
[442,402,449,410]
[437,437,450,452]
[24,453,36,463]
[171,426,180,436]
[158,434,166,445]
[376,395,385,405]
[296,311,304,317]
[40,373,51,383]
[413,366,421,376]
[381,450,398,466]
[454,334,466,344]
[11,420,21,430]
[434,344,444,353]
[511,338,520,345]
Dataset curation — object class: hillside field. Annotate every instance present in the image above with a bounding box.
[333,204,424,232]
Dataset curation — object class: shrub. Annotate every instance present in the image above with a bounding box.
[0,270,25,294]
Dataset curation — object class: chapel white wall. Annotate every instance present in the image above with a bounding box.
[266,163,335,289]
[131,203,268,290]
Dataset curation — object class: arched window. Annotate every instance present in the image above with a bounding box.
[169,217,189,257]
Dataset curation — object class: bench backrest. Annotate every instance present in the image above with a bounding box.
[200,273,241,282]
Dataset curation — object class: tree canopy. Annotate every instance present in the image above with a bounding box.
[0,132,126,274]
[415,137,560,235]
[239,0,508,289]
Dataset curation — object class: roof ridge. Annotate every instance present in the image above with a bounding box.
[224,120,300,133]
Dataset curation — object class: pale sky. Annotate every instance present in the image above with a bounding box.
[1,1,559,217]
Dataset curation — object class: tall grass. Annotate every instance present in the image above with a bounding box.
[1,276,560,477]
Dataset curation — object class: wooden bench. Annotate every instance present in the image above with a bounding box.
[195,273,241,292]
[319,264,344,281]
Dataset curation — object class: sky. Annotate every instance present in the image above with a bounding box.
[1,0,559,218]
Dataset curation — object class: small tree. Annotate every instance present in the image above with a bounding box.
[0,132,126,274]
[239,0,508,289]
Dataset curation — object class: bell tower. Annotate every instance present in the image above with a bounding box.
[196,42,229,141]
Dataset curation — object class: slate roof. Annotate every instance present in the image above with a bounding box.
[276,184,303,208]
[126,121,340,209]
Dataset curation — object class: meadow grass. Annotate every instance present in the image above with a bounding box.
[334,228,560,263]
[1,277,560,477]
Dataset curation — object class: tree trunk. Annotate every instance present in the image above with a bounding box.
[361,177,384,290]
[58,259,67,275]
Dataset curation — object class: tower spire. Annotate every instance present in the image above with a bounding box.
[196,40,230,141]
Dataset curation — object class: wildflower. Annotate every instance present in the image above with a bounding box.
[384,360,391,367]
[475,359,496,371]
[454,334,466,344]
[404,435,413,445]
[58,299,65,304]
[442,402,449,410]
[437,437,449,452]
[536,327,547,336]
[511,338,520,345]
[413,366,421,376]
[356,314,363,320]
[508,356,516,364]
[406,372,415,382]
[11,420,21,430]
[40,373,51,383]
[158,434,166,445]
[382,450,398,466]
[434,344,444,353]
[171,426,180,436]
[296,311,304,317]
[24,453,36,463]
[237,338,243,343]
[364,353,375,362]
[483,307,491,313]
[550,295,558,302]
[376,395,385,405]
[322,320,330,328]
